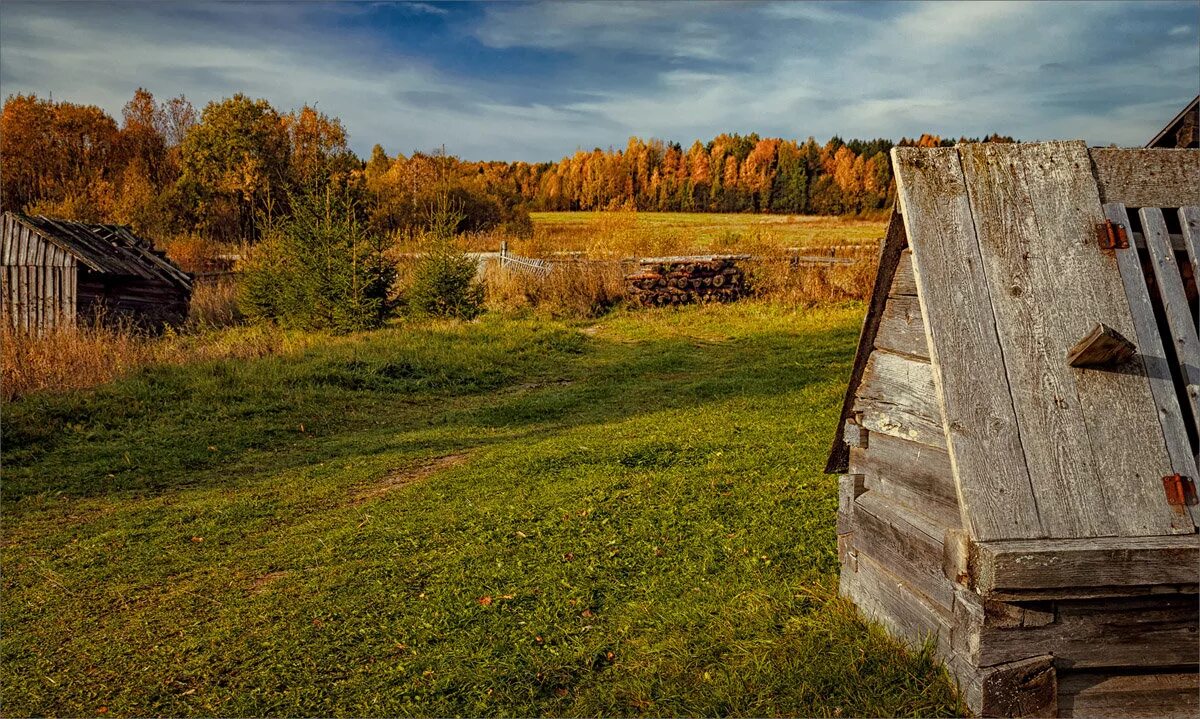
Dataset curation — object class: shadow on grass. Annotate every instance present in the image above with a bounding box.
[1,315,858,503]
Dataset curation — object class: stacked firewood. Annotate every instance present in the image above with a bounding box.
[625,255,748,306]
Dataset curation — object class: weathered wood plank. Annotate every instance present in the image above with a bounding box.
[893,145,1043,542]
[949,654,1058,719]
[836,473,865,535]
[1059,670,1200,719]
[840,544,954,656]
[852,349,945,448]
[891,249,917,296]
[971,594,1199,669]
[971,534,1200,594]
[1106,203,1198,530]
[1089,148,1200,208]
[875,294,930,360]
[849,431,960,528]
[961,141,1184,538]
[825,209,909,474]
[1180,207,1200,336]
[1065,322,1136,367]
[851,491,955,608]
[1142,207,1200,441]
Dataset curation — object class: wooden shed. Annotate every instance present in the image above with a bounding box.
[1,212,192,332]
[827,141,1200,717]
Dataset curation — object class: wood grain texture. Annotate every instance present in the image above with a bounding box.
[970,594,1199,669]
[825,209,908,474]
[1065,323,1136,367]
[874,294,930,360]
[892,145,1042,542]
[840,545,954,656]
[849,431,960,528]
[1089,148,1200,207]
[1180,206,1200,336]
[1058,670,1200,719]
[891,249,918,296]
[1141,207,1200,445]
[852,349,944,448]
[971,534,1200,594]
[851,491,954,608]
[960,141,1183,538]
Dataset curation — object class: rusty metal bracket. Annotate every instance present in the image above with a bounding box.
[1162,473,1198,507]
[1097,220,1130,250]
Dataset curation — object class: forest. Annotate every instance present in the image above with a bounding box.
[0,90,1013,243]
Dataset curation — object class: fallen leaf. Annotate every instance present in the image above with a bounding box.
[581,609,594,618]
[190,536,204,543]
[515,531,527,539]
[97,708,108,715]
[563,552,574,562]
[478,595,493,606]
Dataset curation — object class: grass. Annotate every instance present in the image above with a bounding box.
[1,302,962,717]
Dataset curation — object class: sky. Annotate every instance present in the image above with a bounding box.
[1,1,1197,162]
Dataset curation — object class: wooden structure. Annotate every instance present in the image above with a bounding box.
[1,212,192,332]
[1148,95,1199,149]
[828,142,1200,717]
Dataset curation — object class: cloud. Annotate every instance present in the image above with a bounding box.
[0,0,1196,160]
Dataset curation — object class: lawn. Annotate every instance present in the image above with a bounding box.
[1,302,960,717]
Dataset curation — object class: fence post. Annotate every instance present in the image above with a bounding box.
[500,240,508,269]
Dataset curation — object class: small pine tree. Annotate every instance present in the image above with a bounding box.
[239,185,396,331]
[406,192,484,319]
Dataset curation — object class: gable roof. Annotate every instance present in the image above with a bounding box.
[1147,95,1199,149]
[6,212,192,291]
[828,141,1200,543]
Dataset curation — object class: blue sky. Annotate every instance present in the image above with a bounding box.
[1,1,1197,161]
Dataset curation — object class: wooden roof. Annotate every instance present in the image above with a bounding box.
[5,212,191,291]
[1147,95,1199,149]
[827,141,1200,542]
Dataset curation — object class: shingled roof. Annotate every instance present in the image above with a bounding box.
[7,213,192,290]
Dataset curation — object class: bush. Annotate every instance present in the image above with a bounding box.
[405,195,484,319]
[239,186,395,331]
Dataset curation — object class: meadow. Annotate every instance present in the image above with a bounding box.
[0,212,964,717]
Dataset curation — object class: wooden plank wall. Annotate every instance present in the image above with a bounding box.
[893,142,1193,541]
[1,215,76,332]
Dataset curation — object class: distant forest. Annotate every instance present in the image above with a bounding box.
[0,90,1013,241]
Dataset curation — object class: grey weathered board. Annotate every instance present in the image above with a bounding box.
[874,294,929,360]
[1089,148,1200,208]
[1058,670,1200,719]
[891,249,917,296]
[851,491,954,608]
[892,146,1043,542]
[851,349,944,448]
[840,546,953,656]
[895,142,1191,541]
[849,431,959,528]
[1179,206,1200,336]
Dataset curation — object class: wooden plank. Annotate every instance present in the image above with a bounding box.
[1089,148,1200,207]
[960,141,1184,538]
[972,534,1200,594]
[1065,322,1136,367]
[836,473,865,535]
[840,544,953,656]
[852,349,944,448]
[1180,207,1200,336]
[874,294,929,360]
[851,491,954,608]
[950,654,1058,719]
[849,432,960,528]
[891,249,917,296]
[893,145,1042,542]
[1,215,11,265]
[1059,670,1200,719]
[1106,203,1198,530]
[825,209,909,473]
[1142,207,1200,450]
[970,594,1199,669]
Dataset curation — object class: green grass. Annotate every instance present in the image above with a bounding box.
[1,302,961,717]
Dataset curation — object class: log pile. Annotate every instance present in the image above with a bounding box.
[625,255,748,306]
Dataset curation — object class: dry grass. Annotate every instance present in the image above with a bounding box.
[483,261,627,318]
[188,276,243,328]
[1,320,314,402]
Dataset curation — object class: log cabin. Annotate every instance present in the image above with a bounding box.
[1,212,192,332]
[827,141,1200,717]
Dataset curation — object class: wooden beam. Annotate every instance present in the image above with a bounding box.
[1179,206,1200,336]
[1089,148,1200,207]
[1066,323,1136,367]
[971,534,1200,594]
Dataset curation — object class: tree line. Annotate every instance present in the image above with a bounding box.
[1,90,1013,243]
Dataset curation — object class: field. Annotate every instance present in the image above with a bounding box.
[1,301,960,717]
[465,212,886,259]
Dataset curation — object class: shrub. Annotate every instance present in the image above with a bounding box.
[406,196,484,319]
[239,186,395,331]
